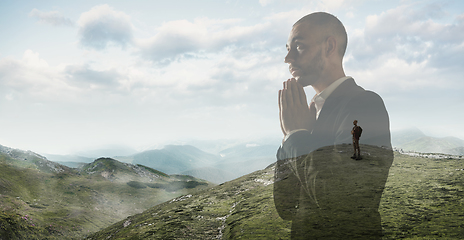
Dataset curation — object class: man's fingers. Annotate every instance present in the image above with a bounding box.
[296,81,307,105]
[289,79,301,105]
[290,78,307,106]
[284,86,294,107]
[278,90,285,135]
[279,89,289,136]
[280,88,288,109]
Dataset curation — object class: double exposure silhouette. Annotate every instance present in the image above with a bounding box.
[274,12,393,239]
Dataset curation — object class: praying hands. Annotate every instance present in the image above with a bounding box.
[278,78,316,137]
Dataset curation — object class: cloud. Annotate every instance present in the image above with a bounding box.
[0,50,72,101]
[134,16,292,64]
[0,50,125,104]
[73,4,301,66]
[65,64,122,88]
[347,2,464,72]
[0,50,50,90]
[29,8,74,27]
[259,0,274,7]
[77,4,133,50]
[318,0,346,10]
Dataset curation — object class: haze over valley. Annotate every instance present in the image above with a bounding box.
[34,127,464,184]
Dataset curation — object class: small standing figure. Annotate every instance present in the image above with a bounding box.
[351,120,363,160]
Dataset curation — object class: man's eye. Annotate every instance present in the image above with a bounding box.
[296,45,304,50]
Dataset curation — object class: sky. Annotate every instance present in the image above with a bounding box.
[0,0,463,155]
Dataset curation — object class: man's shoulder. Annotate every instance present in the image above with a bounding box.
[328,80,385,110]
[336,78,384,101]
[330,78,368,100]
[340,80,385,105]
[352,89,386,108]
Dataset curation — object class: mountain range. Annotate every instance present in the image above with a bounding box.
[391,128,464,155]
[40,128,464,185]
[112,144,278,184]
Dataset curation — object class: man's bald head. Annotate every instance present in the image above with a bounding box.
[294,12,348,58]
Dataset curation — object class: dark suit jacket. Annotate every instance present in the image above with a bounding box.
[274,78,393,239]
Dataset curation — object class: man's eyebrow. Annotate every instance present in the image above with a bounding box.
[288,36,304,45]
[286,36,304,49]
[292,36,304,42]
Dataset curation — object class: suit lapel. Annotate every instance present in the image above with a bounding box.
[312,78,363,142]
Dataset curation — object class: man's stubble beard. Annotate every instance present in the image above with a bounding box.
[296,49,325,88]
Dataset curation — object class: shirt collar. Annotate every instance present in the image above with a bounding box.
[311,76,352,119]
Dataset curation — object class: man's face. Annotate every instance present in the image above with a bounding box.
[285,22,325,87]
[353,120,357,125]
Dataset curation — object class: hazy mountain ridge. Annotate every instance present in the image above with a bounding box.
[9,127,462,186]
[74,145,138,159]
[42,153,93,168]
[129,145,219,174]
[28,143,279,184]
[400,136,462,154]
[37,128,464,186]
[218,144,276,159]
[88,145,464,239]
[391,127,427,147]
[112,144,278,184]
[0,144,70,173]
[392,129,464,155]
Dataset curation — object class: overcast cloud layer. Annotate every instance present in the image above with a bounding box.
[0,0,463,154]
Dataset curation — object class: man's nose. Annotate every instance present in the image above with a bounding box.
[284,50,295,63]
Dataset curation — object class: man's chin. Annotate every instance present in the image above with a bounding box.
[295,77,310,87]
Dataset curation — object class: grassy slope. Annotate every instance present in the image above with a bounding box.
[380,153,464,239]
[87,159,290,240]
[0,154,214,239]
[88,144,464,239]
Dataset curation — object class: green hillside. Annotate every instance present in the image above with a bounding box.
[400,136,463,154]
[88,144,464,239]
[180,167,236,184]
[0,152,215,239]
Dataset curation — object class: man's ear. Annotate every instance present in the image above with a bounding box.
[325,36,337,57]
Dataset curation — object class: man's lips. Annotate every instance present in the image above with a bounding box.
[289,67,300,76]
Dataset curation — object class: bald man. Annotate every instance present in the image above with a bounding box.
[274,12,393,239]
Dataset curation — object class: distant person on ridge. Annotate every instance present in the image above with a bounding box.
[273,12,393,239]
[351,120,362,160]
